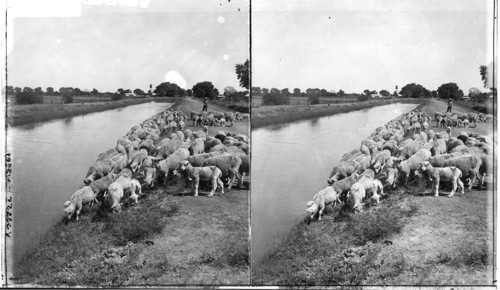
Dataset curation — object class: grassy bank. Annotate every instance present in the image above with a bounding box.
[251,99,420,129]
[252,99,494,286]
[12,97,250,286]
[7,97,176,127]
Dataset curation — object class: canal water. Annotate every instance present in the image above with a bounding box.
[251,103,418,265]
[7,101,172,266]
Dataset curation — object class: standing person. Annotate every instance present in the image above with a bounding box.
[203,97,208,112]
[447,98,453,113]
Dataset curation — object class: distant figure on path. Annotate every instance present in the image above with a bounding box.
[447,98,453,113]
[203,97,208,112]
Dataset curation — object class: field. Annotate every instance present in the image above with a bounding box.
[12,97,250,286]
[251,94,359,107]
[252,99,495,286]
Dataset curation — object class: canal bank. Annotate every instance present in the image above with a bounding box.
[251,99,420,129]
[6,97,177,127]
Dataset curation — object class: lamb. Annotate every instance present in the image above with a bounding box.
[417,161,464,197]
[446,138,464,152]
[346,183,366,212]
[209,144,228,153]
[128,149,148,173]
[382,167,399,190]
[183,129,193,141]
[117,168,133,179]
[187,152,223,167]
[88,173,116,201]
[156,148,190,185]
[358,168,375,180]
[331,174,358,200]
[202,154,243,190]
[63,186,96,221]
[442,154,482,190]
[176,160,224,197]
[340,149,362,162]
[205,138,223,151]
[327,156,361,184]
[428,152,463,167]
[189,137,205,155]
[395,148,432,184]
[84,159,114,185]
[427,130,436,141]
[398,139,424,159]
[431,139,447,156]
[356,176,384,204]
[156,139,182,159]
[371,149,391,173]
[104,182,124,213]
[305,186,340,221]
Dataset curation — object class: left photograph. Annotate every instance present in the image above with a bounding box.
[5,0,250,286]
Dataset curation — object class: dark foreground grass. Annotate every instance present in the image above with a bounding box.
[14,190,179,286]
[252,190,419,286]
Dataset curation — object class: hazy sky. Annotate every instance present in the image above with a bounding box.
[252,0,494,94]
[7,0,249,93]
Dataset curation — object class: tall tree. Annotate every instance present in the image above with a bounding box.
[134,88,145,95]
[261,88,269,94]
[154,82,183,97]
[480,65,488,88]
[400,83,431,98]
[281,88,290,95]
[224,86,237,96]
[293,88,301,95]
[251,87,261,94]
[270,88,280,94]
[437,83,462,100]
[379,90,390,97]
[192,81,219,99]
[235,59,249,89]
[338,89,345,96]
[46,87,54,95]
[91,88,99,95]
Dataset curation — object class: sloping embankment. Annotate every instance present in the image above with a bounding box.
[7,97,174,127]
[252,99,420,129]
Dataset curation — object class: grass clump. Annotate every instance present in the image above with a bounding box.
[14,193,179,286]
[350,207,406,246]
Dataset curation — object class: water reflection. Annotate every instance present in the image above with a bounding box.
[309,117,320,127]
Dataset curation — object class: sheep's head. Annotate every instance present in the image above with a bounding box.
[305,204,319,220]
[418,161,431,173]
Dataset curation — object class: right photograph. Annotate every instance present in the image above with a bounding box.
[251,0,495,286]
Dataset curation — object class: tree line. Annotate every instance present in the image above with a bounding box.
[254,65,495,106]
[9,59,250,105]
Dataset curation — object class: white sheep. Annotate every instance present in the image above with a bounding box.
[305,186,340,221]
[418,161,464,197]
[396,148,432,184]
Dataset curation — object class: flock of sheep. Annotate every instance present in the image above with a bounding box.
[306,109,493,221]
[63,108,250,221]
[435,111,493,128]
[190,110,250,127]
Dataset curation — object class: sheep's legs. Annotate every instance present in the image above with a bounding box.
[449,179,457,197]
[217,177,224,195]
[434,181,439,197]
[193,179,199,197]
[208,177,217,197]
[457,178,465,195]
